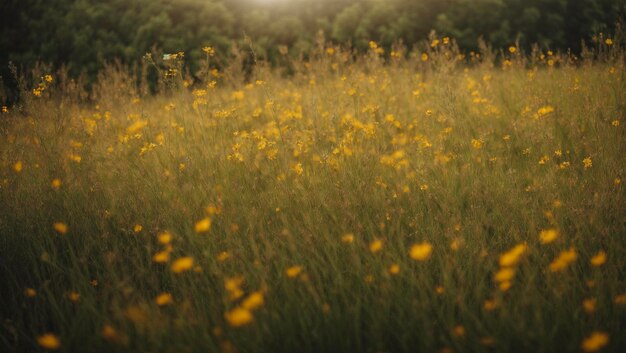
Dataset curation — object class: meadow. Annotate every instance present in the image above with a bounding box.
[0,38,625,353]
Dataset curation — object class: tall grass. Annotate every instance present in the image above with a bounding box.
[1,38,625,353]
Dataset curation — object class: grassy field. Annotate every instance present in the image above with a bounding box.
[1,40,625,353]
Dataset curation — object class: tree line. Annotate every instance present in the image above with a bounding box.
[1,0,624,81]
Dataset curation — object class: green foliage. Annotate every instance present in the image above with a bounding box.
[1,0,624,83]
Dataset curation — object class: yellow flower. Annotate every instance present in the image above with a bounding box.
[53,222,68,235]
[158,231,172,244]
[101,325,118,342]
[225,276,245,300]
[195,217,212,233]
[153,251,170,263]
[583,157,592,169]
[13,161,23,173]
[605,38,613,46]
[536,105,555,118]
[231,91,245,100]
[291,163,304,176]
[126,119,148,134]
[241,291,264,310]
[583,298,596,314]
[286,266,303,278]
[389,264,400,275]
[499,244,527,267]
[217,251,230,262]
[494,267,515,283]
[37,333,61,350]
[202,46,215,56]
[409,242,433,261]
[539,228,559,244]
[155,293,173,306]
[224,307,253,327]
[171,257,194,273]
[68,154,81,163]
[453,325,466,337]
[581,331,609,352]
[508,46,517,53]
[471,139,483,149]
[590,251,606,267]
[483,300,497,311]
[67,291,80,302]
[549,248,577,272]
[341,233,354,244]
[51,179,62,189]
[369,239,383,253]
[421,53,429,62]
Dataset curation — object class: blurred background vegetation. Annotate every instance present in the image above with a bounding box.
[1,0,624,85]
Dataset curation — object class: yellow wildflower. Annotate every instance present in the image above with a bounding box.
[549,248,577,272]
[581,332,609,352]
[51,179,62,189]
[53,222,68,235]
[158,231,172,245]
[369,239,383,253]
[291,163,304,176]
[224,307,253,327]
[217,251,230,262]
[498,244,527,267]
[232,91,245,100]
[13,161,23,173]
[101,325,118,342]
[155,293,173,306]
[195,217,212,233]
[67,291,80,302]
[409,242,433,261]
[389,264,400,275]
[341,233,354,244]
[126,120,148,134]
[37,334,61,350]
[539,228,559,244]
[153,251,170,263]
[171,257,194,273]
[494,267,515,283]
[471,139,483,149]
[453,325,466,337]
[583,298,596,314]
[590,251,606,267]
[241,291,264,311]
[286,266,303,278]
[483,300,497,311]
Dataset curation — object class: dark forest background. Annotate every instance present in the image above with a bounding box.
[1,0,625,80]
